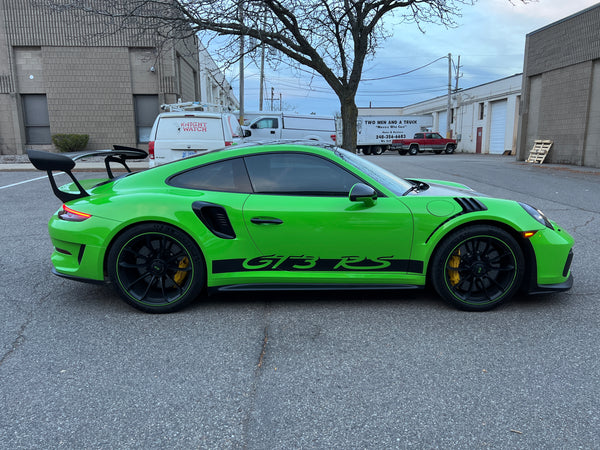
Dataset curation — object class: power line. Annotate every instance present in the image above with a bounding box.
[362,56,449,81]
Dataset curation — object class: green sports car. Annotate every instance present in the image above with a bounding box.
[28,143,574,313]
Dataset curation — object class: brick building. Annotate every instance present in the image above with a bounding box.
[517,4,600,168]
[0,0,237,157]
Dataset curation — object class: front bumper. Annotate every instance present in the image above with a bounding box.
[526,223,574,293]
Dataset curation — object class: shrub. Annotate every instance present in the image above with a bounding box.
[51,134,89,152]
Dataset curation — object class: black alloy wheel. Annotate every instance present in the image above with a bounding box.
[431,225,524,311]
[107,223,205,313]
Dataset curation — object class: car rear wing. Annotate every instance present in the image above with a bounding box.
[27,145,148,203]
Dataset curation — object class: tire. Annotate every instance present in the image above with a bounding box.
[362,148,371,155]
[431,225,524,311]
[398,150,407,155]
[107,223,205,313]
[372,146,383,155]
[409,145,419,156]
[445,144,456,154]
[434,150,443,155]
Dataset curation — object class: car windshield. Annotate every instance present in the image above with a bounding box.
[335,148,412,196]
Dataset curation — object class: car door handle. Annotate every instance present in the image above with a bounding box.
[251,217,283,225]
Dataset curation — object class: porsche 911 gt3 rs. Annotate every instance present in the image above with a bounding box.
[28,143,574,313]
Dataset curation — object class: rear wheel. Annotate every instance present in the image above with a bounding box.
[372,146,383,155]
[409,145,419,155]
[107,223,205,313]
[362,147,372,155]
[431,225,524,311]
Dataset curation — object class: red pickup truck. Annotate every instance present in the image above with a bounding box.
[391,132,457,155]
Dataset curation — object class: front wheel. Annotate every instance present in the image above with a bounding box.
[107,223,205,313]
[445,144,456,154]
[409,145,419,156]
[431,225,524,311]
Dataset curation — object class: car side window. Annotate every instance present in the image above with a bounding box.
[252,118,278,129]
[168,157,252,193]
[414,133,423,139]
[244,153,362,196]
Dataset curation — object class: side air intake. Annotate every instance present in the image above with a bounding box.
[192,202,236,239]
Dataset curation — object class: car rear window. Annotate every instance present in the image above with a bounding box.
[168,157,252,193]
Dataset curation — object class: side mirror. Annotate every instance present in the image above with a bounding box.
[349,183,377,207]
[244,129,252,137]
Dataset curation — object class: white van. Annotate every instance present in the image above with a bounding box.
[148,111,244,167]
[243,113,336,143]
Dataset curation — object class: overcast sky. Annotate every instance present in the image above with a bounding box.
[221,0,599,116]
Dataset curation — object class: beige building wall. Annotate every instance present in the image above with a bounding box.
[0,0,203,155]
[517,4,600,167]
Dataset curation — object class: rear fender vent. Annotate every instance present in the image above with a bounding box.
[454,197,487,213]
[192,201,236,239]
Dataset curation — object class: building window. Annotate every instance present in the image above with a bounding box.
[22,94,50,145]
[478,102,485,120]
[450,108,454,124]
[134,95,159,143]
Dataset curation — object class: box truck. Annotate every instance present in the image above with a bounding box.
[337,115,433,154]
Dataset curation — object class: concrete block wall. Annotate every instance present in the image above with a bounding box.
[43,47,137,150]
[518,4,600,167]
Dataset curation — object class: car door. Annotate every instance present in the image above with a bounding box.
[428,133,445,151]
[242,152,416,278]
[248,117,280,140]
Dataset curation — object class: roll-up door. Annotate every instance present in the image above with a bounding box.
[438,111,447,136]
[489,100,507,154]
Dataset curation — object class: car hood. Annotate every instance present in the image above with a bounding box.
[408,178,487,197]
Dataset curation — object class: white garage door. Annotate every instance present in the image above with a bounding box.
[438,111,447,136]
[489,100,507,154]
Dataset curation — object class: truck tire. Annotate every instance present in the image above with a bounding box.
[445,144,456,154]
[398,150,407,156]
[372,146,383,155]
[409,145,419,156]
[362,147,372,155]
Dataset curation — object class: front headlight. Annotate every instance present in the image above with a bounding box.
[519,202,554,230]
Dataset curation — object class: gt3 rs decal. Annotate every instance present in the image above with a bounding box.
[213,255,424,274]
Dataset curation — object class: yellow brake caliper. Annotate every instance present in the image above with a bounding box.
[173,256,190,285]
[448,250,461,286]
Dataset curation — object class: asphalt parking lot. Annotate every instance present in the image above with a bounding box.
[1,152,599,448]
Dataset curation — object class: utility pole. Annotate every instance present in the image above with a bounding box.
[259,43,265,111]
[270,86,274,111]
[446,53,452,138]
[238,1,245,125]
[454,55,461,92]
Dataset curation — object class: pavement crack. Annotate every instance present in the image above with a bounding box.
[0,320,29,367]
[0,292,51,368]
[572,216,596,233]
[257,326,269,369]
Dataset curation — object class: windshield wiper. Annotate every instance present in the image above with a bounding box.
[402,180,429,196]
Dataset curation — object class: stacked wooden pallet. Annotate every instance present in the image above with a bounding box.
[525,140,553,164]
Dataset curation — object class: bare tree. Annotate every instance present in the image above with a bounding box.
[45,0,475,150]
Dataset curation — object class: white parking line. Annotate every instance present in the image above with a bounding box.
[0,173,65,190]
